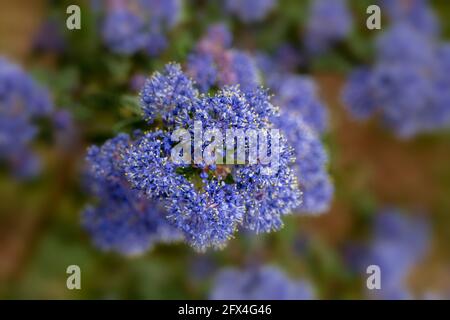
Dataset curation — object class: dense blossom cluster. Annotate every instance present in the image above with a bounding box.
[347,209,430,299]
[210,265,314,299]
[0,57,53,178]
[305,0,353,54]
[96,0,181,56]
[82,133,183,256]
[343,20,450,138]
[224,0,276,23]
[84,63,304,253]
[186,24,260,92]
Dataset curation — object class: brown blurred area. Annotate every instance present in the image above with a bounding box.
[0,0,45,62]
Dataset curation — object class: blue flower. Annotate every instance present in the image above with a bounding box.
[210,265,314,300]
[82,133,182,256]
[186,24,260,92]
[305,0,352,54]
[0,57,53,178]
[121,63,302,251]
[342,23,450,138]
[273,111,332,214]
[348,208,430,299]
[379,0,440,36]
[101,8,148,55]
[224,0,276,23]
[97,0,181,56]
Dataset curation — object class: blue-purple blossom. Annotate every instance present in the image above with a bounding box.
[82,133,182,256]
[186,24,260,92]
[348,208,430,299]
[379,0,439,36]
[305,0,353,54]
[98,0,181,56]
[271,75,329,134]
[342,23,450,138]
[101,8,148,55]
[224,0,276,23]
[273,110,332,214]
[210,265,314,300]
[121,63,302,251]
[0,57,53,178]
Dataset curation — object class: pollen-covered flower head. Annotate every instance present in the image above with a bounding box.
[121,63,302,251]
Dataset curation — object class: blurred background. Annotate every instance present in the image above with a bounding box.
[0,0,449,299]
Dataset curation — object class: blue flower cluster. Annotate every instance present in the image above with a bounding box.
[257,51,333,214]
[84,63,303,253]
[224,0,276,23]
[348,209,430,299]
[343,20,450,138]
[0,57,53,178]
[82,133,183,256]
[186,24,260,92]
[273,113,333,214]
[98,0,181,56]
[305,0,353,54]
[210,265,314,299]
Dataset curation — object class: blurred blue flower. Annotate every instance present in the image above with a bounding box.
[0,57,53,178]
[98,0,181,56]
[82,133,183,256]
[187,24,260,93]
[305,0,353,54]
[379,0,439,36]
[343,23,450,138]
[348,208,430,299]
[224,0,276,23]
[210,265,314,299]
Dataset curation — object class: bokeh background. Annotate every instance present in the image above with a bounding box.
[0,0,449,299]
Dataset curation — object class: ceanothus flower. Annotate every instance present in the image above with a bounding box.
[255,50,332,214]
[186,24,260,93]
[122,63,302,251]
[348,208,430,299]
[210,265,314,300]
[271,75,329,134]
[0,57,53,178]
[379,0,439,36]
[82,133,182,256]
[224,0,276,23]
[305,0,353,54]
[101,6,148,55]
[97,0,181,56]
[342,23,450,138]
[272,111,332,214]
[256,49,329,135]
